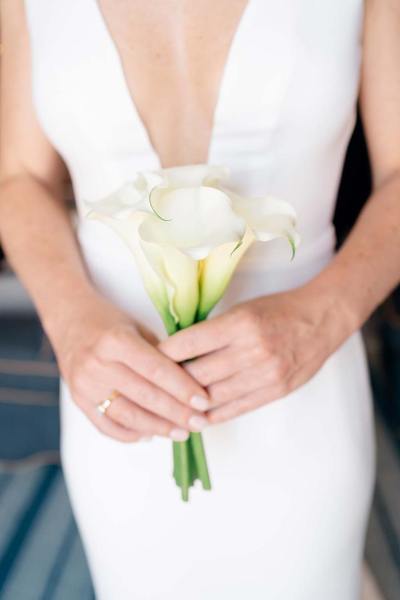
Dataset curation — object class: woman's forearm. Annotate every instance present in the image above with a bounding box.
[0,174,101,345]
[306,170,400,338]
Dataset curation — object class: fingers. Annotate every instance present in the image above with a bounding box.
[99,329,210,410]
[69,345,210,440]
[207,362,283,407]
[158,314,231,363]
[103,362,209,437]
[206,385,285,425]
[183,349,238,387]
[103,393,190,440]
[184,346,261,387]
[135,322,159,346]
[79,400,144,443]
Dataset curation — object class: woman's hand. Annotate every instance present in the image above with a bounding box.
[159,284,354,424]
[52,293,210,443]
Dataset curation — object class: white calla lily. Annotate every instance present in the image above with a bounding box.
[84,164,300,332]
[83,164,301,502]
[136,185,245,327]
[130,164,229,203]
[161,164,230,188]
[197,227,255,320]
[84,209,178,332]
[84,181,148,219]
[84,164,230,219]
[142,186,245,259]
[137,229,199,329]
[133,170,166,196]
[225,190,300,258]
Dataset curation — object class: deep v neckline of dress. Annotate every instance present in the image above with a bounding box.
[91,0,252,169]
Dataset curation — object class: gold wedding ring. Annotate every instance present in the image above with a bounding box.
[97,390,118,415]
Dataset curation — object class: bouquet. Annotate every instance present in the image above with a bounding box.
[85,164,299,501]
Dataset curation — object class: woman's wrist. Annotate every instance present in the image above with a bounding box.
[40,280,111,352]
[295,269,361,353]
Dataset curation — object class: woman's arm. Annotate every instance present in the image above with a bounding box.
[308,0,400,332]
[0,0,209,440]
[160,0,400,423]
[0,1,84,338]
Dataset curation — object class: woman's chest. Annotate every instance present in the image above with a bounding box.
[25,0,364,180]
[95,0,250,166]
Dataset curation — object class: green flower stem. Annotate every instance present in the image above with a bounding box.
[164,315,179,336]
[172,435,211,501]
[169,317,212,501]
[194,309,209,324]
[172,440,181,483]
[189,432,211,490]
[178,440,190,502]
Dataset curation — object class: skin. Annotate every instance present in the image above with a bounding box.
[0,1,399,439]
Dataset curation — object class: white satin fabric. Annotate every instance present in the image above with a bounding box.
[25,1,375,598]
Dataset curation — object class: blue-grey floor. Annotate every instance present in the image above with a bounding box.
[0,315,93,599]
[0,467,93,600]
[365,415,400,600]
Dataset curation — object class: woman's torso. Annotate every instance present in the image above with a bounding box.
[40,7,376,597]
[24,0,365,323]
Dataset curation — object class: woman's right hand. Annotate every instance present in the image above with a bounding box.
[51,292,210,443]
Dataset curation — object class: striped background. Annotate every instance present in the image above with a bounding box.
[0,467,93,599]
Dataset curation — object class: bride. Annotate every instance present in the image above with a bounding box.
[0,1,399,598]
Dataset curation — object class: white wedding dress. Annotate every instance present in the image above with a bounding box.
[25,1,375,598]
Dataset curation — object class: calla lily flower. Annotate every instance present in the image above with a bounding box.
[197,227,255,320]
[84,164,300,502]
[146,164,230,189]
[227,191,300,256]
[84,164,300,332]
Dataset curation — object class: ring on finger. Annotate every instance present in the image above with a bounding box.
[96,389,119,416]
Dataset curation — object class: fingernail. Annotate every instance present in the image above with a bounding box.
[188,415,208,432]
[140,436,153,442]
[190,395,210,411]
[170,428,190,441]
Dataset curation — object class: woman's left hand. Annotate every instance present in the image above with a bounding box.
[159,285,353,424]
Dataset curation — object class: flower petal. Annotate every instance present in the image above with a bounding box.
[134,171,167,195]
[140,187,246,259]
[162,164,230,188]
[228,192,300,255]
[86,209,177,332]
[198,227,255,320]
[139,238,199,329]
[83,181,151,220]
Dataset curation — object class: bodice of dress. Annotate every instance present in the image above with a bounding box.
[24,0,364,271]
